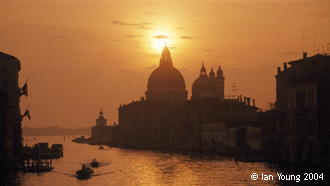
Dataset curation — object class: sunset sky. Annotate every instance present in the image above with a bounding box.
[0,0,329,128]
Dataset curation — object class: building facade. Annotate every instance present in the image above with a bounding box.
[91,110,116,144]
[0,52,23,167]
[276,52,330,165]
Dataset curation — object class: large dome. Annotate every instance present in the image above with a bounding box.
[145,44,187,105]
[147,66,185,89]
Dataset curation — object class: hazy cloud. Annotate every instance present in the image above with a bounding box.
[176,27,184,30]
[112,21,127,25]
[152,35,169,39]
[112,20,153,29]
[204,49,213,52]
[169,47,177,49]
[181,36,194,39]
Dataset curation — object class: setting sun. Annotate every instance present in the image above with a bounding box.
[150,30,174,52]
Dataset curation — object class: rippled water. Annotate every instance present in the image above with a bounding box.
[1,136,327,186]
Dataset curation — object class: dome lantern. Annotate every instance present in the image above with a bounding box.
[209,68,215,78]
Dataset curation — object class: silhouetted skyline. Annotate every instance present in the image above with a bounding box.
[0,1,329,128]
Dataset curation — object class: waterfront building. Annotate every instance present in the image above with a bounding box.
[0,100,14,168]
[202,122,226,153]
[225,128,238,154]
[169,98,259,151]
[0,52,23,166]
[117,46,260,151]
[275,52,330,165]
[118,99,170,148]
[91,110,116,144]
[118,45,187,148]
[245,127,262,151]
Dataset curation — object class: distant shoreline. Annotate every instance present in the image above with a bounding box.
[22,126,91,136]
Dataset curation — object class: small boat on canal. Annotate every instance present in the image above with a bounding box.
[90,159,100,167]
[76,164,94,179]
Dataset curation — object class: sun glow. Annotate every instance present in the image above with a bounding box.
[150,30,174,53]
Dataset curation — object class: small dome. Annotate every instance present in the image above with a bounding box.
[209,68,215,78]
[217,66,223,76]
[192,76,215,93]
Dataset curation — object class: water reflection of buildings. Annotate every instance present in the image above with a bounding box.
[91,48,329,166]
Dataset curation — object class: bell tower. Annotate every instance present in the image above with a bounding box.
[96,109,107,127]
[215,65,225,101]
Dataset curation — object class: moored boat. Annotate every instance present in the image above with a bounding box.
[24,164,54,172]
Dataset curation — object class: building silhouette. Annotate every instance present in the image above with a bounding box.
[0,52,24,169]
[114,46,259,154]
[276,52,330,165]
[146,44,187,106]
[91,110,117,144]
[92,46,330,167]
[192,63,224,100]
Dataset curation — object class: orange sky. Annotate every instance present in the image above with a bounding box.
[0,0,329,128]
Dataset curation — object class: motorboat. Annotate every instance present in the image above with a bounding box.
[76,164,94,179]
[90,159,100,167]
[99,146,104,150]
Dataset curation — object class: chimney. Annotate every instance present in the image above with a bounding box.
[277,67,281,74]
[240,95,242,102]
[303,52,307,59]
[237,96,240,102]
[283,62,287,70]
[244,97,247,104]
[253,99,255,107]
[247,97,251,106]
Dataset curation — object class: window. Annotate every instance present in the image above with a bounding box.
[2,66,8,74]
[3,80,8,88]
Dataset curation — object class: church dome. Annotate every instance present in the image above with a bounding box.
[192,63,215,93]
[192,76,215,92]
[148,66,185,88]
[147,44,186,89]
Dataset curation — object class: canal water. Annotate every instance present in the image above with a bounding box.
[1,136,328,186]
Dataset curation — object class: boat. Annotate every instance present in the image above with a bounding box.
[76,164,94,179]
[99,146,104,150]
[90,159,100,167]
[51,144,64,158]
[72,136,91,144]
[24,164,54,172]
